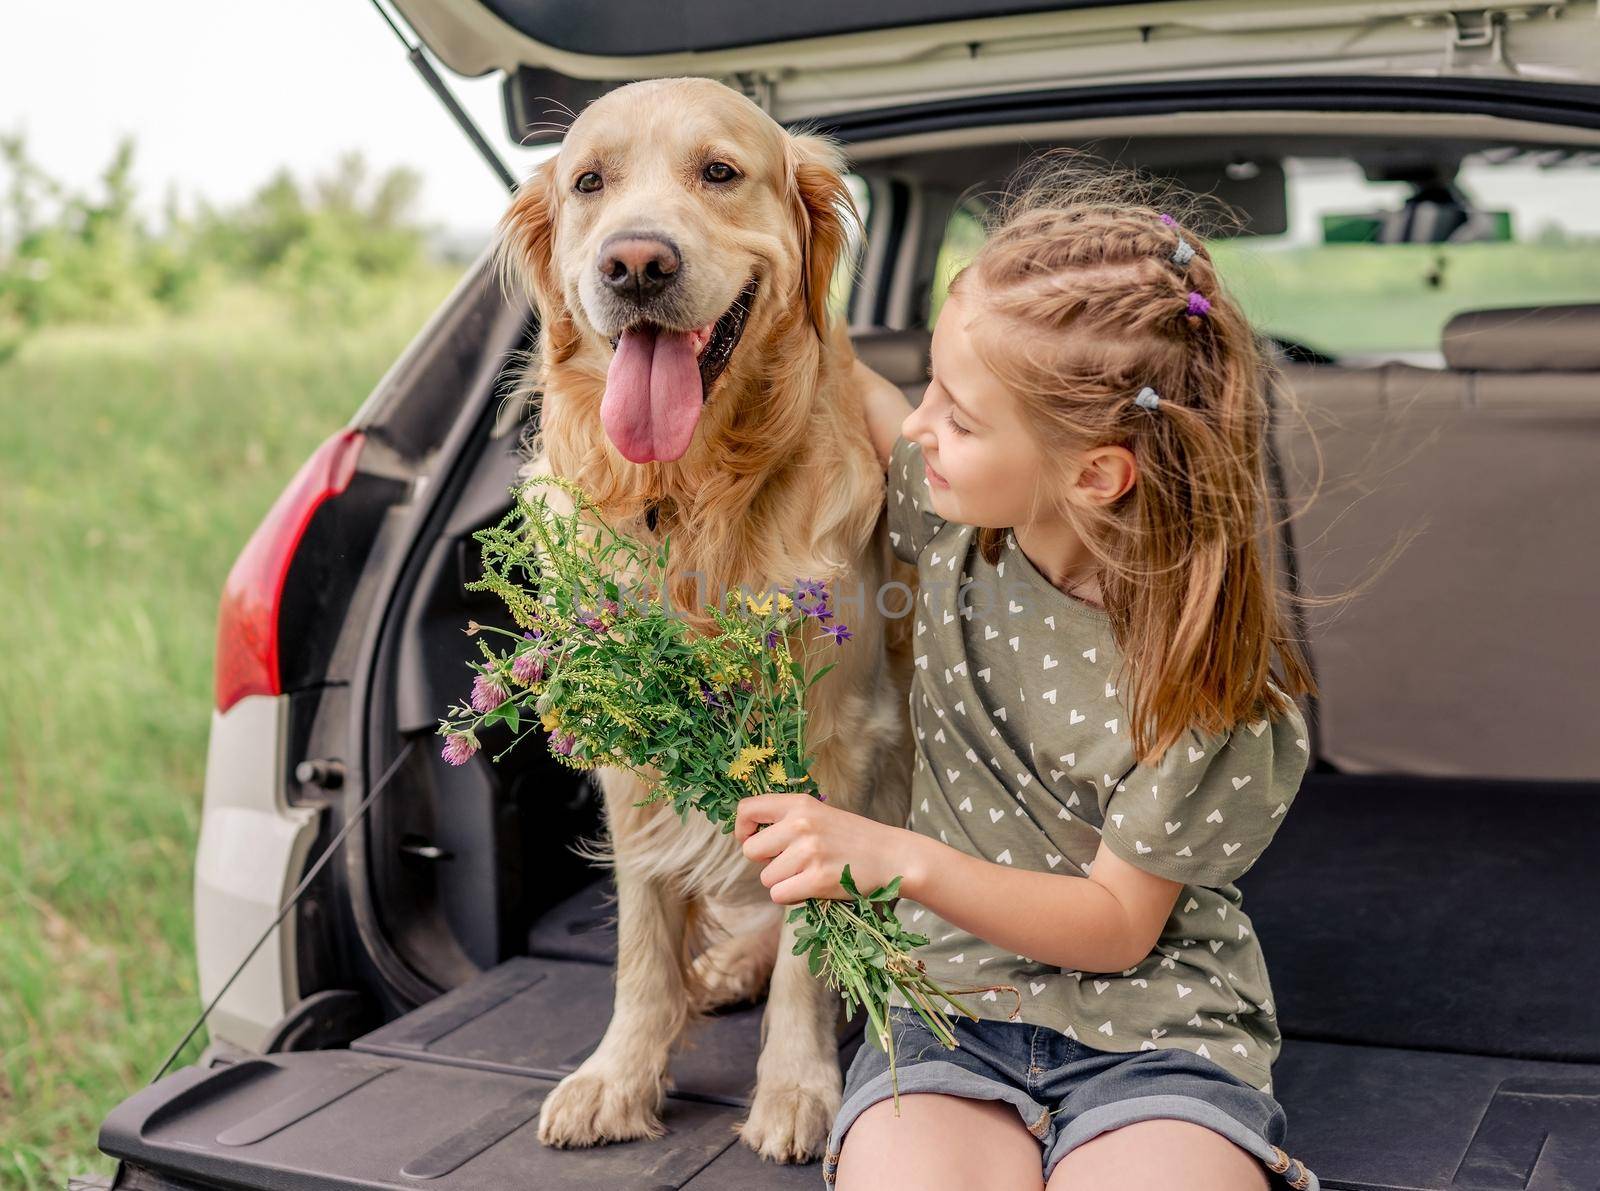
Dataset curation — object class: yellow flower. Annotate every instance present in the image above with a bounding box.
[540,710,562,733]
[776,592,793,613]
[728,743,776,781]
[766,760,788,784]
[745,592,774,615]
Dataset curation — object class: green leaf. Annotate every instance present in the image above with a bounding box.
[838,864,860,897]
[870,875,902,902]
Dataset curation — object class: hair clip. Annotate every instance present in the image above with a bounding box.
[1186,291,1211,317]
[1134,386,1162,411]
[1158,216,1196,270]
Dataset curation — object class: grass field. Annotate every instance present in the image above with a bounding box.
[0,263,468,1189]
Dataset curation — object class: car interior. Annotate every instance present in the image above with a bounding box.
[100,123,1600,1189]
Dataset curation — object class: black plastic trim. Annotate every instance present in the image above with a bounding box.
[477,0,1135,58]
[871,179,912,326]
[815,75,1600,144]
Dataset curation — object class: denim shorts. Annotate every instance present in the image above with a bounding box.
[822,1005,1318,1190]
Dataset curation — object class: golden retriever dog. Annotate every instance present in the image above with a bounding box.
[491,76,916,1164]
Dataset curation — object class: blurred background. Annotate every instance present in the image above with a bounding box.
[0,4,552,1185]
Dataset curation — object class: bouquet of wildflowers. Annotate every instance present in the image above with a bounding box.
[436,474,1016,1102]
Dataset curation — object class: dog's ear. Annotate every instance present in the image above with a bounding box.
[783,130,860,341]
[493,156,578,361]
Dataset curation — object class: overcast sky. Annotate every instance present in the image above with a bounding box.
[2,1,555,248]
[6,2,1598,253]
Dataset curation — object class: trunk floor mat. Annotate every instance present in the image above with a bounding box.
[100,951,1600,1189]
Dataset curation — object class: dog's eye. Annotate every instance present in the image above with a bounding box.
[574,171,603,194]
[703,161,738,184]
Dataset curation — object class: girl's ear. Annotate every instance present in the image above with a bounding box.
[783,130,859,341]
[493,157,578,361]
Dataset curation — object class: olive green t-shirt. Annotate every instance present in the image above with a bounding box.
[882,432,1310,1093]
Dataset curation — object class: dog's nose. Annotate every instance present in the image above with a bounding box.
[598,234,681,301]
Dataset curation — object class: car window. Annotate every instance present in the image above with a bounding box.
[828,172,872,322]
[923,151,1600,363]
[1210,152,1600,361]
[929,201,986,328]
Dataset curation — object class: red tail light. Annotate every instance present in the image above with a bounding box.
[215,428,366,713]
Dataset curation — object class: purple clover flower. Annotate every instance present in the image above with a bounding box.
[511,648,547,685]
[441,731,479,766]
[550,731,578,757]
[470,672,510,713]
[822,623,852,644]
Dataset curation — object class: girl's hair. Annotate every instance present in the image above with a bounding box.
[949,148,1355,766]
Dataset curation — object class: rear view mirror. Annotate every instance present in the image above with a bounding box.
[1323,205,1512,244]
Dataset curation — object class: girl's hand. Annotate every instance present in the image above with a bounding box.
[734,792,915,905]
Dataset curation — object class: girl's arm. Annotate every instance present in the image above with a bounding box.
[853,358,915,471]
[897,831,1175,975]
[733,791,1181,975]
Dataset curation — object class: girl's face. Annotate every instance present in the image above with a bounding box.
[901,284,1059,530]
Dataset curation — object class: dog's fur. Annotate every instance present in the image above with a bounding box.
[491,77,917,1163]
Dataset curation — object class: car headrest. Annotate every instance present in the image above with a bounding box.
[1441,303,1600,372]
[852,328,931,388]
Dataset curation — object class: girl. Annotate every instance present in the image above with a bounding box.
[734,152,1320,1191]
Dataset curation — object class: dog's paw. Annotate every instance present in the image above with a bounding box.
[689,930,778,1013]
[736,1078,842,1164]
[536,1064,668,1149]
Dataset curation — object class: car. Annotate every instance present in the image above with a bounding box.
[87,2,1600,1188]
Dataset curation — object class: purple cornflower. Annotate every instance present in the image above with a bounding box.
[511,648,547,685]
[1186,290,1211,317]
[764,628,782,649]
[822,623,853,644]
[550,730,578,757]
[797,595,832,621]
[522,628,543,640]
[699,681,729,711]
[470,671,510,713]
[1159,212,1177,226]
[792,577,827,601]
[441,731,479,766]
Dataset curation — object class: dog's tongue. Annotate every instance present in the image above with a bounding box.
[602,326,704,463]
